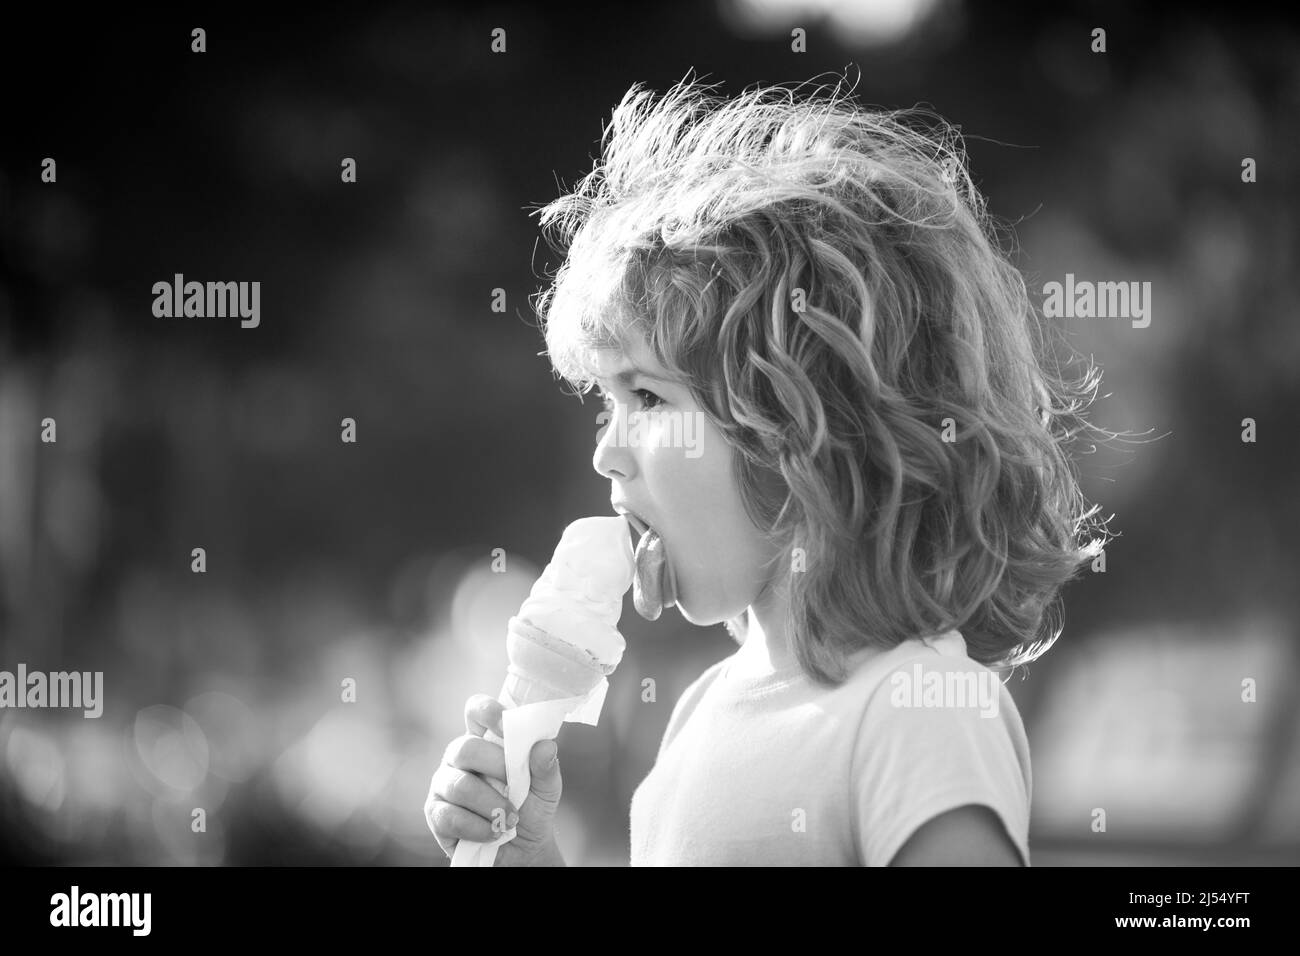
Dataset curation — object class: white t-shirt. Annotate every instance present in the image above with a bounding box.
[629,630,1032,865]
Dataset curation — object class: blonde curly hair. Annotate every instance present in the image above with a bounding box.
[530,70,1115,686]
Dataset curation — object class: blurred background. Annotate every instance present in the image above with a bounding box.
[1,0,1298,866]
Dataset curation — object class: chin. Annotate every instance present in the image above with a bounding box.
[667,599,692,624]
[672,597,738,629]
[670,598,706,626]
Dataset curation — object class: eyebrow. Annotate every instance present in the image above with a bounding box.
[599,367,676,389]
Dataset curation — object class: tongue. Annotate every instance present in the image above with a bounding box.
[633,528,676,621]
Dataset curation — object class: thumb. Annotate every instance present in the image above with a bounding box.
[513,739,562,849]
[526,738,562,806]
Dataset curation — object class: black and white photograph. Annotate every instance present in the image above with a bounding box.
[1,0,1296,923]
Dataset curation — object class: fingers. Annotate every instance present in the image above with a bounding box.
[432,759,517,822]
[442,733,507,784]
[426,800,510,857]
[465,694,505,738]
[427,764,519,843]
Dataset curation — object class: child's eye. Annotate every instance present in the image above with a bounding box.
[599,388,664,411]
[632,388,664,411]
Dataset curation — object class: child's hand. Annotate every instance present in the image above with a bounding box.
[425,694,564,866]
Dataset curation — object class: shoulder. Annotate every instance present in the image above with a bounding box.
[851,629,1030,774]
[848,630,1033,866]
[853,630,1027,735]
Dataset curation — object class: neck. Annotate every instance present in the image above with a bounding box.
[734,575,798,678]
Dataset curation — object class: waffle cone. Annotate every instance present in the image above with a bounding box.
[504,616,608,705]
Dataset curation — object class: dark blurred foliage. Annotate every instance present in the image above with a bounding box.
[1,0,1297,865]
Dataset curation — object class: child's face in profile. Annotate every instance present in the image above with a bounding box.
[591,337,779,627]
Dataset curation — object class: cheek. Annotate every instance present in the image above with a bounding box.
[662,448,761,592]
[660,442,735,536]
[676,513,774,623]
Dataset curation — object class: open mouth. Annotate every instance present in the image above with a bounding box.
[615,506,651,542]
[614,504,677,619]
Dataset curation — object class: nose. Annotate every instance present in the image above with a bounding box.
[592,402,635,480]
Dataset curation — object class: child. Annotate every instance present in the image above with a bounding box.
[427,72,1112,866]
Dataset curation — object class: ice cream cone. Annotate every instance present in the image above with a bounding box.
[449,516,634,867]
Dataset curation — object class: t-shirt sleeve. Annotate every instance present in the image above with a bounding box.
[850,653,1032,866]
